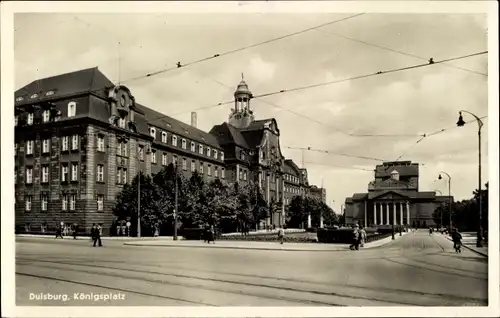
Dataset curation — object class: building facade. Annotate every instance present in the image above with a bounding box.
[344,161,453,228]
[14,67,225,235]
[14,68,326,235]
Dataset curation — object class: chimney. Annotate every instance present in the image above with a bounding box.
[191,112,197,128]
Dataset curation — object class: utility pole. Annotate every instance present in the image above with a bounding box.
[174,163,178,240]
[137,148,141,238]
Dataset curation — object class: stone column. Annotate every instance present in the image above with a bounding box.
[307,213,312,228]
[379,203,383,225]
[393,202,397,225]
[373,203,377,225]
[406,201,410,227]
[400,202,404,226]
[385,203,389,225]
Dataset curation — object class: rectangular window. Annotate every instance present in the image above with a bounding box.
[97,136,105,152]
[199,145,203,154]
[120,142,128,157]
[62,195,68,211]
[27,113,34,125]
[138,145,144,161]
[207,165,212,176]
[117,169,121,184]
[173,156,178,166]
[42,110,50,123]
[71,163,78,181]
[200,163,204,174]
[207,147,211,156]
[118,117,126,128]
[191,161,195,172]
[150,127,156,139]
[42,139,50,153]
[70,194,76,210]
[97,195,104,211]
[243,170,247,181]
[214,150,218,159]
[221,168,225,179]
[172,135,177,146]
[26,167,33,184]
[162,131,167,143]
[122,169,127,184]
[71,135,79,150]
[221,152,224,161]
[97,165,104,182]
[26,140,34,155]
[62,136,69,151]
[68,102,76,117]
[41,194,48,211]
[151,150,157,164]
[182,158,187,171]
[215,167,219,178]
[41,165,49,183]
[25,196,32,211]
[181,139,187,149]
[15,115,18,126]
[117,143,122,156]
[61,165,68,182]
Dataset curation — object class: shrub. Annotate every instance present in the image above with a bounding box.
[181,228,204,240]
[305,227,318,233]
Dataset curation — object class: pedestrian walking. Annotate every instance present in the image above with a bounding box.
[55,225,64,239]
[207,225,215,244]
[349,224,360,250]
[91,223,103,247]
[359,226,366,248]
[451,228,462,253]
[278,227,285,244]
[72,224,77,239]
[203,223,210,243]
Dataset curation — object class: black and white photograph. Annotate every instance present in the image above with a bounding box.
[1,1,499,317]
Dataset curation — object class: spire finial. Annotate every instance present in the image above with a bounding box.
[241,72,244,81]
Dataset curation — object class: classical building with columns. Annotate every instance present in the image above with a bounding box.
[344,161,453,229]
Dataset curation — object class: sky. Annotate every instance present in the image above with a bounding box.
[14,12,489,213]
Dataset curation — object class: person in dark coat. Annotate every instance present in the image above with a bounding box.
[451,228,462,253]
[349,224,360,250]
[207,225,215,244]
[55,226,63,239]
[91,223,103,247]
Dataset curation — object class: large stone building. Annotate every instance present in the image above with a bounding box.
[344,161,453,228]
[14,68,326,235]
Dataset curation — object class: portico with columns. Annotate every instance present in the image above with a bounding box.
[344,161,453,228]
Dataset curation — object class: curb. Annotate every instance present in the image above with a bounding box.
[443,236,488,258]
[123,233,406,252]
[15,234,170,242]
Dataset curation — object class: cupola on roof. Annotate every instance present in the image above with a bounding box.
[234,73,252,96]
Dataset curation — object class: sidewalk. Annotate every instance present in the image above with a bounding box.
[442,233,488,257]
[123,232,407,252]
[16,234,175,241]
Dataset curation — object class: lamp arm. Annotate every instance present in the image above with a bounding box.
[459,110,484,129]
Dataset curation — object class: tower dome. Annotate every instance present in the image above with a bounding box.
[229,73,255,129]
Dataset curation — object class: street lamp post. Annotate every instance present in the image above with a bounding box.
[341,204,345,226]
[438,172,452,230]
[174,163,178,241]
[434,189,443,228]
[457,110,484,247]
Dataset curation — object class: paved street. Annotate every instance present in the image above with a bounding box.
[16,230,487,306]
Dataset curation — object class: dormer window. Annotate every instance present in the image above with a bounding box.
[27,113,34,125]
[30,93,38,99]
[161,131,167,143]
[45,91,54,96]
[220,152,224,161]
[181,139,187,149]
[172,135,177,146]
[150,127,156,140]
[214,150,218,159]
[390,170,400,181]
[67,102,76,117]
[15,97,24,102]
[42,110,50,123]
[241,151,246,160]
[190,142,195,152]
[206,147,211,156]
[199,145,203,154]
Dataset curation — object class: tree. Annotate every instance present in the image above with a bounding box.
[287,196,308,228]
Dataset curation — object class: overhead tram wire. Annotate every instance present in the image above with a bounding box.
[314,29,488,77]
[283,146,388,162]
[154,51,487,125]
[119,13,366,85]
[302,161,375,172]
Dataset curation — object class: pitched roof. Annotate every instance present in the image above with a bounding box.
[15,67,113,104]
[284,159,301,176]
[210,122,249,148]
[135,104,222,149]
[241,130,264,149]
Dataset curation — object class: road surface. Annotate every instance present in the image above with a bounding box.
[15,230,488,306]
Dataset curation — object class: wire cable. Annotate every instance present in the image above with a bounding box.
[160,51,487,124]
[302,161,374,172]
[283,146,387,162]
[314,28,487,77]
[120,14,366,85]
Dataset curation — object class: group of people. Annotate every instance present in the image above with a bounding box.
[203,224,216,244]
[349,223,367,251]
[91,223,103,247]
